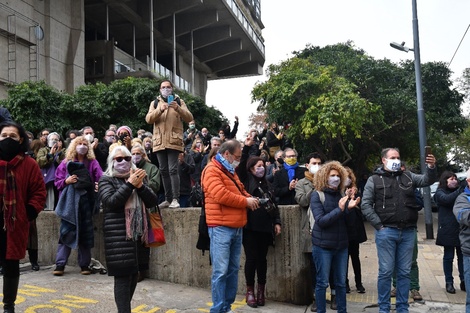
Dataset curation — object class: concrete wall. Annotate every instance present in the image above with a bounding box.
[36,206,312,305]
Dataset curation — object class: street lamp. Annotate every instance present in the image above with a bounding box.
[390,0,434,239]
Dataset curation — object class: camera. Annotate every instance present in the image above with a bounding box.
[119,134,128,142]
[259,198,269,205]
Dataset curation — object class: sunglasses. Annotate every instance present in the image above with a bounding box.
[114,156,132,162]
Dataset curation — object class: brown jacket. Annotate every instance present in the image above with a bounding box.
[202,159,251,228]
[145,95,193,152]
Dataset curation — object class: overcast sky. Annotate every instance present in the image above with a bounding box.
[205,0,470,139]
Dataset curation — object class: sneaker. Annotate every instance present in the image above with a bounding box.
[80,266,91,275]
[390,287,396,297]
[159,200,170,208]
[53,265,65,276]
[410,289,422,301]
[169,199,180,208]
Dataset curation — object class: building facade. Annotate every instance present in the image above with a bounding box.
[0,0,265,100]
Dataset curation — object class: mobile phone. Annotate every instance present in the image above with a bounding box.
[425,146,432,157]
[167,95,174,104]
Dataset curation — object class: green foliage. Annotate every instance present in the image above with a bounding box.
[255,42,468,175]
[2,78,227,139]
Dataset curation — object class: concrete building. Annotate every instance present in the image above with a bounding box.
[0,0,265,100]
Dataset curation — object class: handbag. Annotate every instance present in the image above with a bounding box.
[146,206,166,248]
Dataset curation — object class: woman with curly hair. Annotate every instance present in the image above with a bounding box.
[53,136,103,276]
[311,161,360,313]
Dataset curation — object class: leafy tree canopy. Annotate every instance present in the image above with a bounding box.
[253,42,467,174]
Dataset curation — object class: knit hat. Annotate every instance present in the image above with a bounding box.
[117,126,133,139]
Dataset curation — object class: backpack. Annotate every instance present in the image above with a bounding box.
[307,190,325,233]
[190,182,204,207]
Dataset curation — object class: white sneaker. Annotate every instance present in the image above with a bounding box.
[169,199,180,208]
[159,200,170,208]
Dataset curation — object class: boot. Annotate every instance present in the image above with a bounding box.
[28,249,40,271]
[3,276,19,313]
[310,294,317,312]
[330,294,337,310]
[245,285,257,308]
[257,284,265,306]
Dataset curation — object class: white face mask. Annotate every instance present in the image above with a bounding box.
[84,134,94,143]
[230,160,240,169]
[385,158,401,172]
[328,176,341,188]
[309,164,320,174]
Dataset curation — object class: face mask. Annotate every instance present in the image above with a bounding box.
[0,138,21,161]
[385,158,401,172]
[328,176,341,188]
[345,178,352,188]
[309,164,320,174]
[161,88,172,98]
[254,166,265,178]
[189,124,195,130]
[114,159,131,173]
[145,143,151,149]
[276,158,284,165]
[201,132,208,137]
[285,157,297,166]
[76,145,88,155]
[48,139,58,148]
[448,180,459,189]
[84,134,94,143]
[132,154,142,165]
[105,136,115,144]
[196,143,201,148]
[230,160,240,169]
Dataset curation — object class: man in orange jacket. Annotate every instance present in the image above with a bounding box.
[202,140,259,313]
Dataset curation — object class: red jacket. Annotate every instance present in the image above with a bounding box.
[202,159,250,228]
[4,155,46,260]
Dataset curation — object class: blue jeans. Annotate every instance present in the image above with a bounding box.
[443,246,464,284]
[208,226,243,313]
[463,255,470,313]
[375,227,415,313]
[312,245,348,313]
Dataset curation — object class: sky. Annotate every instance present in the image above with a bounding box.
[205,0,470,139]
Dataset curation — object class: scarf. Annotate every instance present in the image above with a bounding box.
[283,162,298,182]
[0,154,24,231]
[215,153,234,174]
[304,171,314,183]
[124,189,148,244]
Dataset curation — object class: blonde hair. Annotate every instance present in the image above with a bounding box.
[131,137,143,146]
[313,160,348,191]
[65,136,95,161]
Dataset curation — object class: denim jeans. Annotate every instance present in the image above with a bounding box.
[392,230,420,290]
[208,226,243,313]
[443,246,464,284]
[312,245,348,313]
[375,227,415,313]
[463,256,470,313]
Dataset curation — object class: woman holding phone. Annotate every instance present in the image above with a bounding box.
[146,80,193,209]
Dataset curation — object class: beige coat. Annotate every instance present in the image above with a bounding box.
[295,176,315,253]
[145,95,193,153]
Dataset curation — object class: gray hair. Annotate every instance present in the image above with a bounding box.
[104,145,136,176]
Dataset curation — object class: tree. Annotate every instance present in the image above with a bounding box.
[0,78,227,139]
[253,42,467,175]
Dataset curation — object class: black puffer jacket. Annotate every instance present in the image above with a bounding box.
[98,176,158,276]
[435,186,463,247]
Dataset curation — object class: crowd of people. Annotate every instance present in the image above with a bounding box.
[2,79,470,313]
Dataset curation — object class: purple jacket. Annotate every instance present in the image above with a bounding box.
[54,158,103,195]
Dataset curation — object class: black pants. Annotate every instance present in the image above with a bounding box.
[243,229,272,286]
[114,274,138,313]
[347,241,362,287]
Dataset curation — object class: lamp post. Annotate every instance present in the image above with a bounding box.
[390,0,434,239]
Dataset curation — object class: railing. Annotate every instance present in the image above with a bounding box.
[223,0,265,55]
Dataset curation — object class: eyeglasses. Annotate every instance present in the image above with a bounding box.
[232,154,242,160]
[286,155,296,158]
[114,156,132,162]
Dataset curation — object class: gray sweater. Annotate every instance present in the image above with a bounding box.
[453,187,470,256]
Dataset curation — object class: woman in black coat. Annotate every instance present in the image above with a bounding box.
[98,146,158,313]
[434,171,465,294]
[236,137,281,308]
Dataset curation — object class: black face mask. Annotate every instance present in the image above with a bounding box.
[276,158,284,165]
[0,137,21,161]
